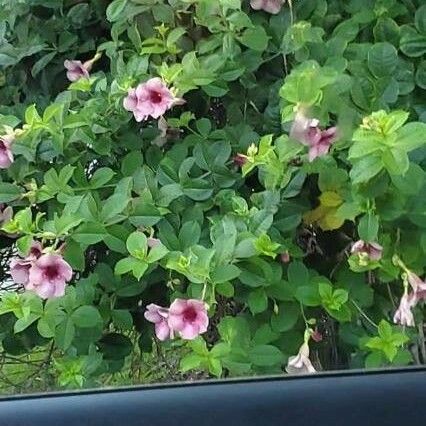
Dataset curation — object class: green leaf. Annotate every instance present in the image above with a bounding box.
[248,289,268,314]
[211,264,241,283]
[63,239,85,272]
[112,310,133,330]
[358,213,379,242]
[400,32,426,57]
[90,168,115,188]
[382,111,409,135]
[14,313,40,333]
[100,193,130,222]
[179,221,201,250]
[106,0,127,22]
[73,222,107,245]
[55,317,75,350]
[367,42,398,77]
[239,26,269,52]
[350,156,384,184]
[71,306,102,328]
[295,285,321,306]
[252,324,279,345]
[248,345,283,367]
[270,302,300,332]
[180,353,203,372]
[287,261,309,286]
[31,52,57,77]
[0,182,23,203]
[415,5,426,34]
[382,147,409,175]
[396,123,426,152]
[16,235,33,256]
[146,243,168,263]
[115,257,148,280]
[126,231,147,259]
[373,18,400,46]
[416,60,426,89]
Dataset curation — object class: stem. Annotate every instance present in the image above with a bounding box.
[299,302,309,326]
[387,283,396,310]
[260,52,281,65]
[283,54,288,76]
[288,0,294,25]
[201,282,207,301]
[351,300,378,329]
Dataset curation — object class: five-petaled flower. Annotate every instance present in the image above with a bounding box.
[144,304,173,341]
[168,298,209,340]
[123,78,183,122]
[27,253,73,299]
[144,298,209,341]
[250,0,285,14]
[10,244,73,300]
[64,53,101,82]
[286,342,317,375]
[290,110,338,162]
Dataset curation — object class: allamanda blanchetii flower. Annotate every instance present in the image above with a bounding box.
[27,253,73,299]
[393,270,426,327]
[0,133,14,169]
[250,0,285,14]
[290,109,338,162]
[123,78,184,122]
[286,342,316,375]
[351,240,383,262]
[10,244,73,300]
[64,53,101,82]
[393,291,416,327]
[9,241,43,285]
[144,304,173,341]
[144,298,209,341]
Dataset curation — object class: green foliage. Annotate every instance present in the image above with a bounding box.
[0,0,425,393]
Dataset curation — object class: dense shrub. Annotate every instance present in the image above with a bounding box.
[0,0,425,391]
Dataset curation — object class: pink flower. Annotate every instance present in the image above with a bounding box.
[351,240,383,261]
[27,241,44,260]
[407,272,426,293]
[311,328,323,343]
[280,252,290,263]
[144,304,172,341]
[393,291,416,327]
[123,78,182,122]
[27,253,73,299]
[250,0,285,14]
[9,241,43,284]
[233,153,248,167]
[286,342,316,374]
[0,134,14,169]
[407,272,426,302]
[64,60,91,82]
[290,111,338,162]
[168,298,209,340]
[10,258,31,284]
